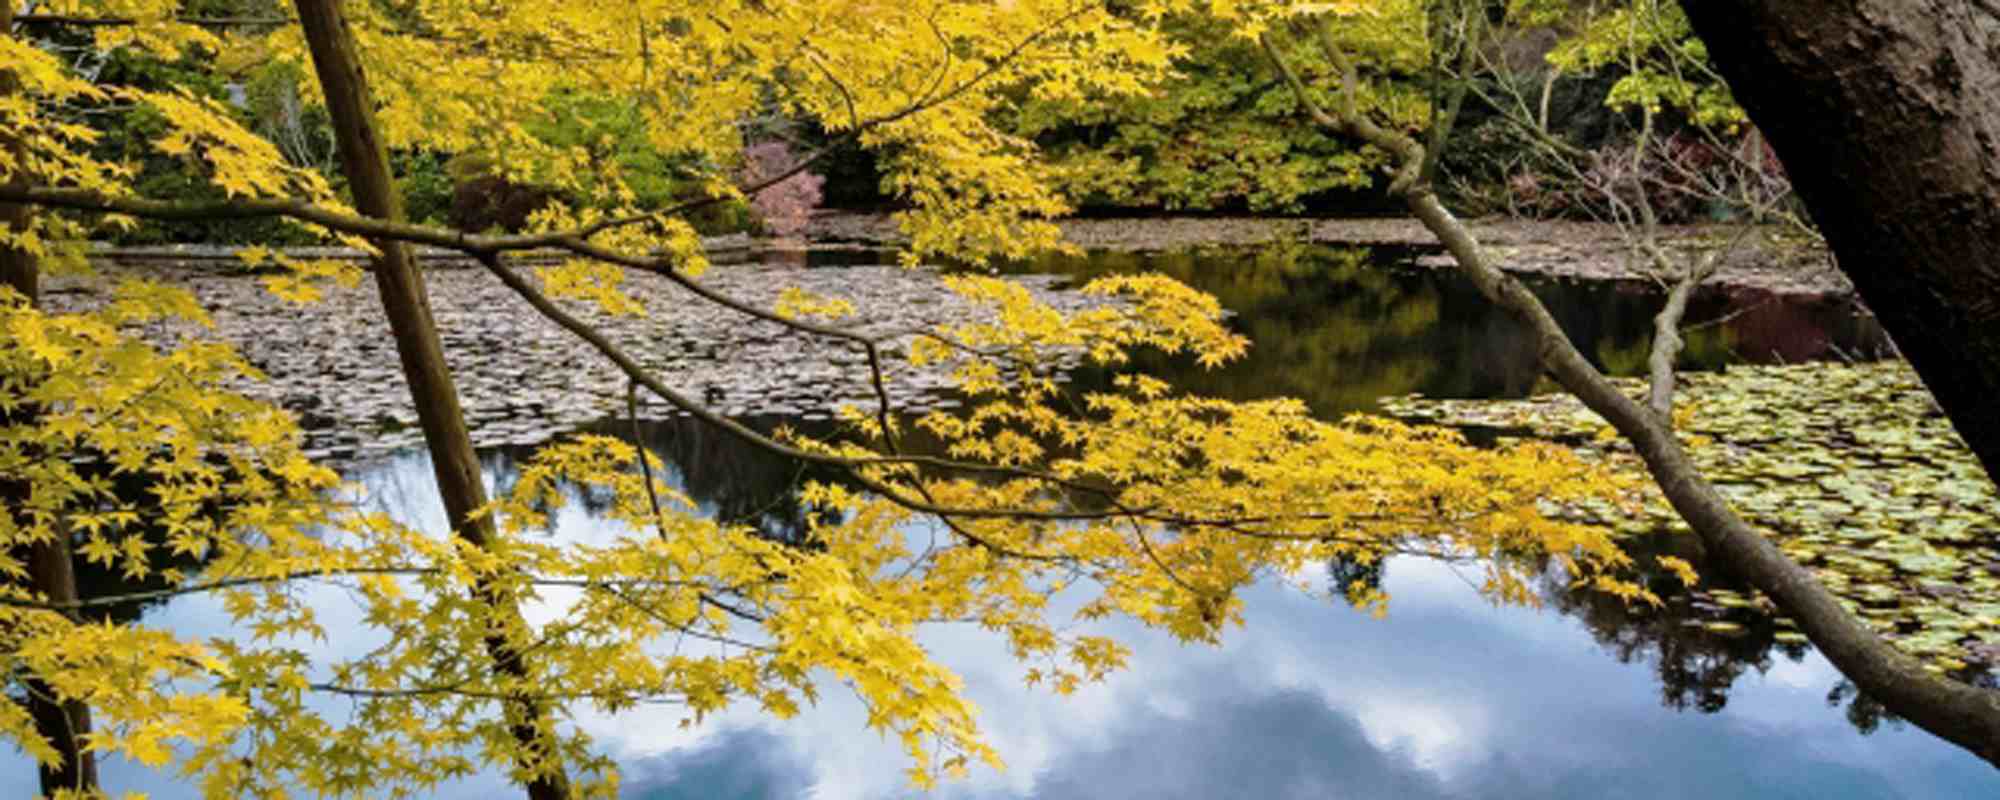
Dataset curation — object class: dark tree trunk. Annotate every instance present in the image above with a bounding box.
[291,2,570,797]
[2,5,100,795]
[1681,1,2000,482]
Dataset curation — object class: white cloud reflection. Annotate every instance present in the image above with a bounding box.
[20,451,1993,800]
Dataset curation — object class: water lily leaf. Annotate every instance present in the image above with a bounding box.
[1385,362,2000,670]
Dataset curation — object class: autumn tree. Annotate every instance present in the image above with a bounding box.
[1236,0,2000,767]
[0,2,1653,797]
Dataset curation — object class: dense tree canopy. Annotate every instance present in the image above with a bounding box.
[0,2,1681,797]
[5,0,2000,795]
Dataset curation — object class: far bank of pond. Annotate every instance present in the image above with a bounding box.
[810,213,1849,296]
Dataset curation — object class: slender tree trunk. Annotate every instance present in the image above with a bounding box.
[290,2,570,796]
[1679,1,2000,483]
[1401,187,2000,767]
[2,6,100,796]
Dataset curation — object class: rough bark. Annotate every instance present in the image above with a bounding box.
[2,5,100,795]
[19,546,95,797]
[290,2,570,796]
[1680,1,2000,482]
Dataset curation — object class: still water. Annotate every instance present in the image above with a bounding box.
[984,244,1895,415]
[25,246,1992,798]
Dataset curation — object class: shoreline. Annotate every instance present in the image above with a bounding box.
[82,212,1848,298]
[808,212,1850,298]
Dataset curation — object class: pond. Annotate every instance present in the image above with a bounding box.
[20,244,1989,798]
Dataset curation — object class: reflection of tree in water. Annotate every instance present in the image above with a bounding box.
[997,243,1883,417]
[1326,555,1385,603]
[1826,678,1921,735]
[566,414,859,546]
[1546,531,1808,714]
[1539,529,1996,733]
[62,459,235,625]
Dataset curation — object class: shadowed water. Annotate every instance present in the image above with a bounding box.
[978,244,1892,416]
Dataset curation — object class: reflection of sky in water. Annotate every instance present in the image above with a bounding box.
[21,448,1993,800]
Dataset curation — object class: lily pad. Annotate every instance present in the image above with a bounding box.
[1384,362,2000,672]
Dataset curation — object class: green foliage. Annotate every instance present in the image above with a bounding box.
[1011,12,1418,213]
[77,45,324,246]
[440,91,760,234]
[521,91,704,211]
[392,150,453,227]
[1544,0,1744,128]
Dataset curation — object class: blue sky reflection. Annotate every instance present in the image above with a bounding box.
[11,450,1991,799]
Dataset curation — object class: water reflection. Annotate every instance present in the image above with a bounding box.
[32,245,1983,798]
[517,421,1996,797]
[1545,531,1814,716]
[35,414,1993,799]
[993,244,1892,416]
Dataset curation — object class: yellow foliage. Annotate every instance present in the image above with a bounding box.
[0,1,1653,795]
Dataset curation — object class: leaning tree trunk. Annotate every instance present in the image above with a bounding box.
[1680,1,2000,483]
[1261,17,2000,767]
[1,5,100,796]
[290,2,571,797]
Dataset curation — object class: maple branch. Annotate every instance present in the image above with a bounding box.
[11,14,291,28]
[3,182,1515,577]
[472,252,1429,559]
[0,568,711,612]
[545,3,1096,242]
[3,185,1283,542]
[470,255,1101,537]
[304,681,686,703]
[7,0,1095,255]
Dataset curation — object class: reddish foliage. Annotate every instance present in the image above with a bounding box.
[738,141,827,238]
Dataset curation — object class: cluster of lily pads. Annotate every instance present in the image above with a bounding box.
[1383,362,2000,673]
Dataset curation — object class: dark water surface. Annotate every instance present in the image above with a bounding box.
[30,246,1987,799]
[981,244,1893,416]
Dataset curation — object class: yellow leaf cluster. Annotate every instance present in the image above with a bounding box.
[0,3,1662,795]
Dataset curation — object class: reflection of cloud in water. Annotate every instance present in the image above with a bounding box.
[622,728,814,800]
[616,663,1983,800]
[996,668,1891,800]
[600,560,1994,800]
[27,445,1994,799]
[1024,677,1448,800]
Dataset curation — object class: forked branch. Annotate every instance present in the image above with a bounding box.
[1262,16,2000,768]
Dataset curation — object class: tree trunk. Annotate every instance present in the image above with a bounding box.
[1680,1,2000,482]
[290,2,570,796]
[2,6,100,796]
[1402,187,2000,768]
[1262,18,2000,767]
